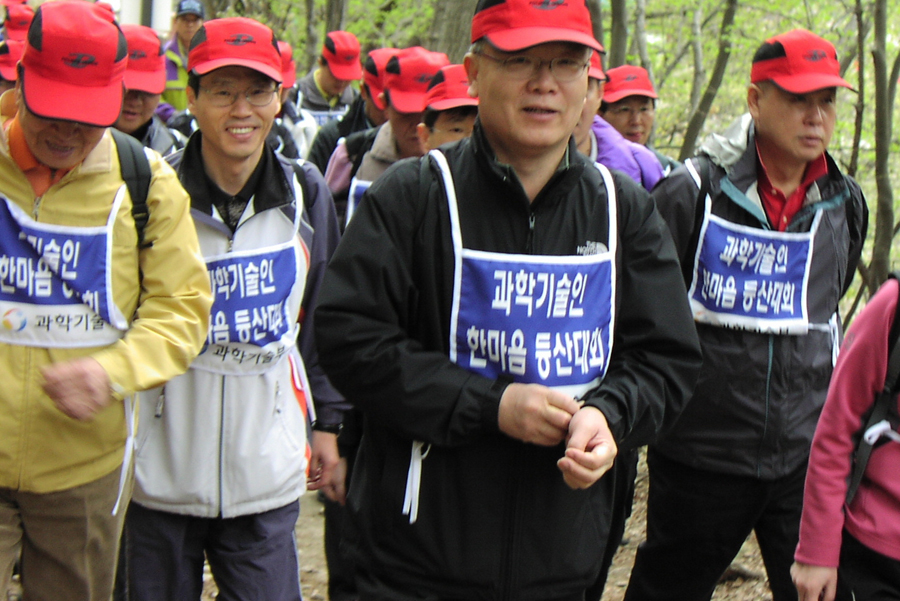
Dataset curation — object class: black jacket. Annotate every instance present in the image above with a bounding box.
[314,123,701,599]
[651,114,869,479]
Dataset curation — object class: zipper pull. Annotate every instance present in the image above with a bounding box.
[155,393,165,417]
[526,213,536,253]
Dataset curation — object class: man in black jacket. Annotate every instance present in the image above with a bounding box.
[314,0,702,599]
[624,29,869,601]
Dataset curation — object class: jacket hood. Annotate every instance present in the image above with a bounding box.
[698,113,754,171]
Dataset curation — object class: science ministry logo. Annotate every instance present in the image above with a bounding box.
[531,0,567,9]
[2,308,26,332]
[62,54,97,69]
[225,34,256,46]
[804,49,828,62]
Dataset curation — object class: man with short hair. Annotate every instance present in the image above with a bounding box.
[624,29,869,601]
[313,0,702,597]
[600,65,679,175]
[116,24,181,156]
[306,46,398,173]
[160,0,204,118]
[0,2,211,599]
[416,63,478,151]
[296,30,362,127]
[574,51,663,192]
[125,17,345,601]
[324,45,448,226]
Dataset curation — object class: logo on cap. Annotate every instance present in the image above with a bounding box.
[531,0,566,10]
[63,53,98,69]
[804,49,827,62]
[625,74,638,81]
[225,34,255,46]
[415,73,432,84]
[129,49,148,60]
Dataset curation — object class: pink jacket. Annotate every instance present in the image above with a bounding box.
[795,278,900,565]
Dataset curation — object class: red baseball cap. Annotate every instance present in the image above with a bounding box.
[188,17,281,83]
[322,30,362,81]
[750,29,851,94]
[383,47,449,114]
[0,0,26,7]
[425,64,477,111]
[363,47,399,111]
[471,0,602,53]
[20,0,127,127]
[603,65,657,103]
[4,3,32,42]
[588,50,605,81]
[0,39,23,82]
[121,25,165,95]
[277,41,296,89]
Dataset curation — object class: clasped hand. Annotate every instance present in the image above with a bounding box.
[497,382,617,489]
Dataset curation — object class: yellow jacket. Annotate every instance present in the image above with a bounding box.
[0,102,212,493]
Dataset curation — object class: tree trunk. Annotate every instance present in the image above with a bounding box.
[587,0,603,51]
[689,7,704,112]
[324,0,346,34]
[869,0,894,290]
[303,0,318,74]
[607,0,628,68]
[428,0,476,63]
[678,0,738,161]
[634,0,651,77]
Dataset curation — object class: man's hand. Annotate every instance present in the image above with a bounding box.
[498,383,581,446]
[791,561,837,601]
[307,430,346,504]
[557,406,617,489]
[41,357,113,421]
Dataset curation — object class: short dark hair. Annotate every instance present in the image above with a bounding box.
[599,96,656,114]
[422,105,478,130]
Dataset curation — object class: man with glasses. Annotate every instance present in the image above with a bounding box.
[313,0,701,598]
[125,18,345,601]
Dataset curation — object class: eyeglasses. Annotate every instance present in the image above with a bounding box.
[200,86,278,108]
[475,52,589,82]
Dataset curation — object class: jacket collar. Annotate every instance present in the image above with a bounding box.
[176,131,294,217]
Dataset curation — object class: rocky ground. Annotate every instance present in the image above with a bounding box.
[6,450,772,601]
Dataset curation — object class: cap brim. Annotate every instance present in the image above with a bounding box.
[368,83,387,110]
[428,97,478,111]
[22,70,122,127]
[0,64,14,81]
[124,71,166,95]
[388,89,427,114]
[770,74,854,94]
[486,28,602,53]
[603,87,657,104]
[327,60,362,81]
[192,58,282,84]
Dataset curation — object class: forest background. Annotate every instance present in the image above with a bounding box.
[203,0,899,320]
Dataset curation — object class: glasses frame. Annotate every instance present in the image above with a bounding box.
[475,51,590,82]
[199,86,279,108]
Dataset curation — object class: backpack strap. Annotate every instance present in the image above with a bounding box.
[846,271,900,504]
[110,129,153,249]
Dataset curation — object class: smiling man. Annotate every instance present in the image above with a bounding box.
[624,29,869,601]
[124,17,346,601]
[313,0,702,598]
[0,2,211,599]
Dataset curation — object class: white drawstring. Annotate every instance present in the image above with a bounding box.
[402,441,431,524]
[863,419,900,446]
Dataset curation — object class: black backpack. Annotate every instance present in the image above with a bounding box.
[110,128,152,249]
[846,271,900,503]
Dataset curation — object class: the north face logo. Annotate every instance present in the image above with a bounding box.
[63,53,97,69]
[531,0,566,10]
[129,50,148,61]
[225,34,256,46]
[804,49,828,62]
